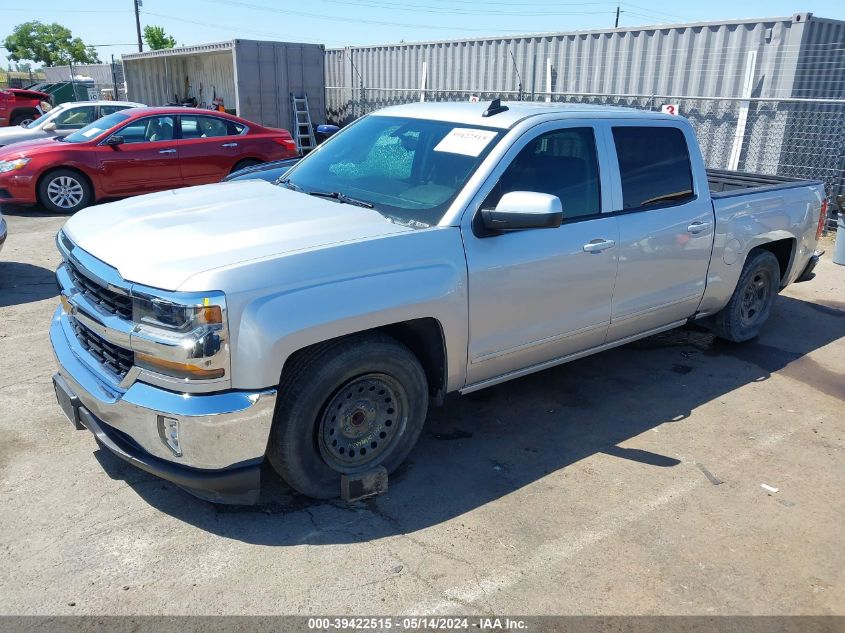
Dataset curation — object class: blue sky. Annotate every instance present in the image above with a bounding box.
[2,0,844,68]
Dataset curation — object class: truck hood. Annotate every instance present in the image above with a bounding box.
[62,181,414,291]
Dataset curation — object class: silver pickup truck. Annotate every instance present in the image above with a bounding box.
[51,101,826,503]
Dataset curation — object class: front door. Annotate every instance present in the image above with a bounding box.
[604,123,715,341]
[97,115,182,196]
[461,122,620,387]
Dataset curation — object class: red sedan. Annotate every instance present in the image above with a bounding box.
[0,107,298,212]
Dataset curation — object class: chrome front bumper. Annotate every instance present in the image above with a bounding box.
[51,307,277,502]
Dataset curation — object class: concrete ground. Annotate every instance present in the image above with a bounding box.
[0,205,843,616]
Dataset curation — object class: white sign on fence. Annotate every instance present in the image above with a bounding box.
[661,104,680,115]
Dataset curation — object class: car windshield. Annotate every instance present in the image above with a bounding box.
[281,115,503,227]
[62,112,130,143]
[25,104,65,129]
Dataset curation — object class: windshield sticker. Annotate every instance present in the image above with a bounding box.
[81,128,102,138]
[434,128,497,156]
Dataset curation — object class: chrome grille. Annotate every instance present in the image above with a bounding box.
[67,261,133,319]
[71,319,134,379]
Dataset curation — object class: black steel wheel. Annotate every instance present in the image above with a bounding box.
[712,249,781,342]
[267,332,428,499]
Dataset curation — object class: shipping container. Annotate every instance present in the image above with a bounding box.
[123,39,326,133]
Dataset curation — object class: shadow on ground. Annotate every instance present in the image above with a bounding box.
[0,261,58,307]
[92,294,844,545]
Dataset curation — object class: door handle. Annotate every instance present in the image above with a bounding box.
[687,221,712,234]
[222,142,238,147]
[159,149,176,154]
[582,238,616,253]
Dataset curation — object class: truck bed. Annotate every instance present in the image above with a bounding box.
[707,169,823,199]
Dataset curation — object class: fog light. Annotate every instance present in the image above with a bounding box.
[157,415,182,456]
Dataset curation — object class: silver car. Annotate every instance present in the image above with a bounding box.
[0,209,6,253]
[0,100,144,148]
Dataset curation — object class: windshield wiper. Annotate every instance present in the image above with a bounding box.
[307,190,374,209]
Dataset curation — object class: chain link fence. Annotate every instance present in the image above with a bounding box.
[326,86,844,230]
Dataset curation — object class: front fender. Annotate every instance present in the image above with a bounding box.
[188,227,469,392]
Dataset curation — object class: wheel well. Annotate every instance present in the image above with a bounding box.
[281,318,448,405]
[10,107,39,121]
[36,167,95,204]
[750,238,795,285]
[231,158,262,173]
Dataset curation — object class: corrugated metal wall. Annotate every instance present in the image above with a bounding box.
[44,64,119,86]
[123,49,236,108]
[233,40,326,131]
[123,40,325,132]
[326,14,844,100]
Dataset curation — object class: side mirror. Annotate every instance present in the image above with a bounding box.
[480,191,563,233]
[43,122,57,132]
[105,135,124,147]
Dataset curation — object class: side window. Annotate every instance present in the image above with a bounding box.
[612,126,694,210]
[227,121,246,135]
[180,115,230,139]
[482,127,601,218]
[116,116,175,144]
[99,105,129,116]
[54,106,97,129]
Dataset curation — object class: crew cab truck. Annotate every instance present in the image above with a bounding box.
[0,88,50,127]
[50,101,826,503]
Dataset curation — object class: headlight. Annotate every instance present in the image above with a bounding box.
[0,158,31,173]
[131,291,229,381]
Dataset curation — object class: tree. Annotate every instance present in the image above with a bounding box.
[143,25,177,50]
[3,21,100,67]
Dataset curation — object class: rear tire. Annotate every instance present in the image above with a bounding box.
[712,250,781,342]
[231,159,262,174]
[37,169,93,213]
[267,333,428,499]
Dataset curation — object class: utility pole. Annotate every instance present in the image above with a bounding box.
[615,5,620,28]
[134,0,143,52]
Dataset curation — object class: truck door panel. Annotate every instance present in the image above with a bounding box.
[604,123,714,341]
[461,123,620,385]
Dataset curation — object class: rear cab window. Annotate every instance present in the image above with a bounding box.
[611,126,695,210]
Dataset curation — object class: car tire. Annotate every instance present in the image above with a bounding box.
[37,169,93,213]
[231,159,262,174]
[712,249,781,342]
[11,113,36,126]
[267,332,429,499]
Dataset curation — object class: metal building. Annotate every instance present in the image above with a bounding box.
[122,39,326,133]
[326,13,845,203]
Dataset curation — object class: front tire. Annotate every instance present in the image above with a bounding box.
[712,250,781,342]
[267,333,428,499]
[37,169,93,213]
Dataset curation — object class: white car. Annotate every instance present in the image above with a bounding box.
[0,100,144,148]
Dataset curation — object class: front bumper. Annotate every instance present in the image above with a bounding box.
[50,308,277,504]
[0,172,37,205]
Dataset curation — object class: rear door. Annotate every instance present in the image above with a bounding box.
[604,122,714,341]
[97,115,182,195]
[177,115,245,185]
[461,121,620,386]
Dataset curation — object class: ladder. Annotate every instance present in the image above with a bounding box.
[291,94,317,154]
